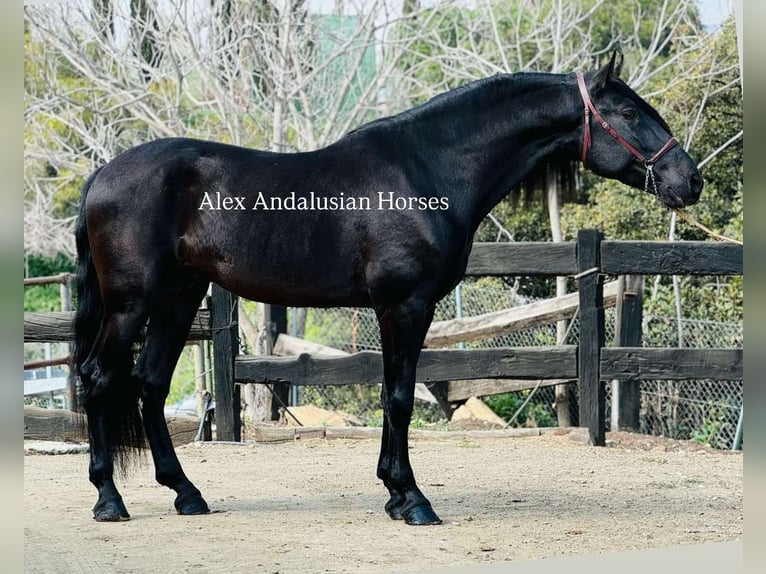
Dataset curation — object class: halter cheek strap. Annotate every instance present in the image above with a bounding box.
[576,73,678,170]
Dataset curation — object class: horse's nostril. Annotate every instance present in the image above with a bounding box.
[684,194,700,206]
[690,173,703,194]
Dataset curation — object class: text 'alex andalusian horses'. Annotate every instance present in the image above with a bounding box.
[73,53,702,525]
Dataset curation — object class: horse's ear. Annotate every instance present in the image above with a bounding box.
[591,50,622,92]
[612,50,624,79]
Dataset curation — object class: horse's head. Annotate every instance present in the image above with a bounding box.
[578,52,703,208]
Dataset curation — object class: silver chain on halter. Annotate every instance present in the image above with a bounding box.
[644,164,659,198]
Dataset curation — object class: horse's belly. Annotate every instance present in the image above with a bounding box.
[185,247,370,307]
[223,273,371,308]
[178,208,372,306]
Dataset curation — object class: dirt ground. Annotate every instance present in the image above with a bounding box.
[24,431,742,574]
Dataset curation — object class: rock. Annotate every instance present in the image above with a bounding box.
[284,405,364,427]
[449,397,506,430]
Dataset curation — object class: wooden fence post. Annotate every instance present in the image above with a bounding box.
[610,275,644,432]
[60,275,75,411]
[211,284,240,441]
[577,229,605,446]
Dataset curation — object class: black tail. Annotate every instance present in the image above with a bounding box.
[72,167,104,400]
[72,167,145,473]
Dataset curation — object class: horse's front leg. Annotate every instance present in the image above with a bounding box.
[376,298,441,526]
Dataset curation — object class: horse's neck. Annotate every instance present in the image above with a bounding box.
[409,74,582,230]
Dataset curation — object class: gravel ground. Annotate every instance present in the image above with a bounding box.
[24,432,742,574]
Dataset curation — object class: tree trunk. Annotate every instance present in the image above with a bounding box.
[547,170,572,427]
[239,303,274,424]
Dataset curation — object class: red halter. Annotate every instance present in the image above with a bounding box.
[576,73,678,169]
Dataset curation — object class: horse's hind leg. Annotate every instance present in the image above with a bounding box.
[376,298,441,526]
[133,276,211,514]
[82,307,150,521]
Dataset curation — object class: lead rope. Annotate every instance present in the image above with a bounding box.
[266,383,304,426]
[671,208,743,245]
[642,160,742,245]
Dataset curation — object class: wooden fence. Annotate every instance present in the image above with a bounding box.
[24,273,76,408]
[230,230,743,446]
[23,230,743,446]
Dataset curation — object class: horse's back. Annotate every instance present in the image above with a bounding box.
[83,135,467,308]
[82,138,372,305]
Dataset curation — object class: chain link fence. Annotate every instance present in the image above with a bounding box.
[24,341,71,410]
[294,277,743,449]
[24,278,742,449]
[634,317,743,450]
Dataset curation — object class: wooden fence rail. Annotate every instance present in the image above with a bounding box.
[23,273,75,286]
[236,347,578,387]
[464,242,577,276]
[600,348,743,380]
[23,310,213,343]
[23,231,743,445]
[424,280,621,347]
[600,241,742,275]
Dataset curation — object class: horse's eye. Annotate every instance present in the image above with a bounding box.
[622,109,637,121]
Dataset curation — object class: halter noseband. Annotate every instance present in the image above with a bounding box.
[576,72,678,196]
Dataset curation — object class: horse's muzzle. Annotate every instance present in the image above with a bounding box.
[661,171,703,208]
[686,172,703,205]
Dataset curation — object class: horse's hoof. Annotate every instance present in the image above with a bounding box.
[175,491,210,515]
[93,498,130,522]
[385,494,405,520]
[402,504,442,526]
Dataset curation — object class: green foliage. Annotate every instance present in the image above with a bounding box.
[652,17,743,242]
[561,181,674,241]
[475,199,551,243]
[395,0,702,88]
[645,275,742,325]
[690,404,727,446]
[24,254,76,312]
[303,308,353,347]
[666,19,742,192]
[366,408,384,427]
[484,392,555,428]
[166,346,199,407]
[392,4,470,98]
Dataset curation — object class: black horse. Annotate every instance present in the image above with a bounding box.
[72,53,702,525]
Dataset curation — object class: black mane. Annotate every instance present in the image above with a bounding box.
[346,72,565,137]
